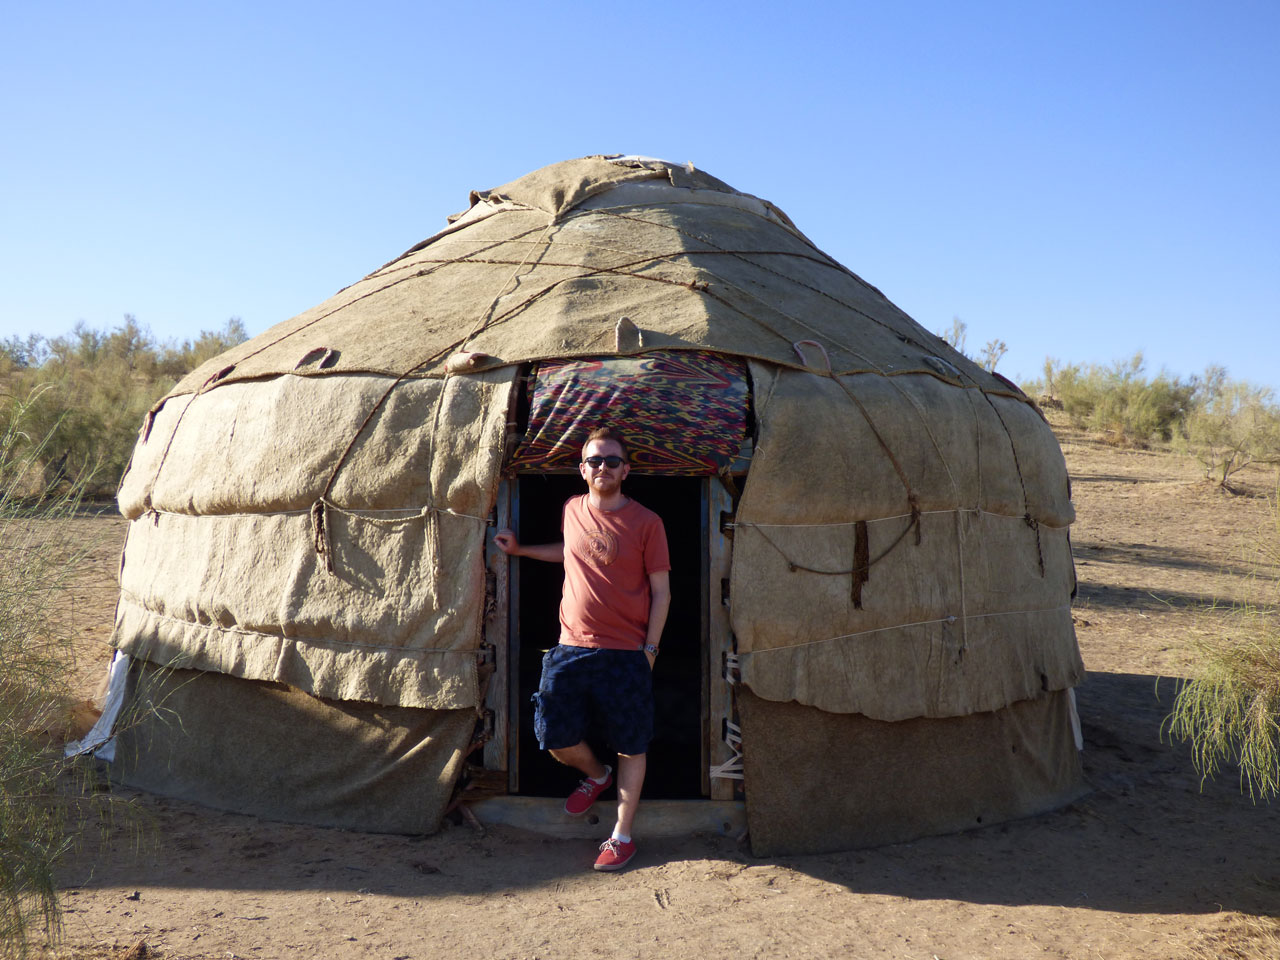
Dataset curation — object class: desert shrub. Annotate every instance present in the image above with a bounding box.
[932,318,1009,375]
[978,338,1007,373]
[1185,380,1280,489]
[1025,354,1197,443]
[1166,490,1280,801]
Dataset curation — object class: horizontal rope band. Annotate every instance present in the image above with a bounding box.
[140,502,491,524]
[740,603,1073,653]
[734,506,1071,530]
[116,594,476,657]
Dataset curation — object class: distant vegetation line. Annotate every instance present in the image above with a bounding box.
[0,316,248,497]
[1020,354,1280,488]
[938,319,1280,491]
[3,316,1280,497]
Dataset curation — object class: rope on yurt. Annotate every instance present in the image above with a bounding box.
[559,214,961,544]
[310,215,575,577]
[949,506,971,700]
[779,337,925,547]
[419,253,714,327]
[140,216,558,519]
[585,200,867,291]
[760,340,922,552]
[827,373,923,542]
[437,218,909,361]
[585,207,944,359]
[590,224,965,512]
[743,602,1071,652]
[308,344,453,575]
[746,515,920,577]
[308,498,494,573]
[457,220,555,352]
[568,207,981,527]
[417,357,465,592]
[736,504,1070,578]
[139,362,243,515]
[139,503,488,523]
[738,506,1069,530]
[438,202,882,354]
[963,378,1047,578]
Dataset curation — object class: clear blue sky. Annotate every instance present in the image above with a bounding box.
[2,1,1276,391]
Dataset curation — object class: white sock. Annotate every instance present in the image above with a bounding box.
[611,828,631,844]
[590,764,612,785]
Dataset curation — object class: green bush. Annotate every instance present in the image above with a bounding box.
[1026,353,1198,444]
[1185,380,1280,489]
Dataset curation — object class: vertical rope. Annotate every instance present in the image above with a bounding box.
[458,219,555,352]
[828,372,922,541]
[851,520,869,609]
[310,500,334,575]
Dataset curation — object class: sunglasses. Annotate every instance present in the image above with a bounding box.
[582,455,626,469]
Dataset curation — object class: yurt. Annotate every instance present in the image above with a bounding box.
[95,155,1085,855]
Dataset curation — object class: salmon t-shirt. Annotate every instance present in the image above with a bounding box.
[558,494,670,650]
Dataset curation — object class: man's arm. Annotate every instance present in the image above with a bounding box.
[644,569,671,668]
[493,529,564,563]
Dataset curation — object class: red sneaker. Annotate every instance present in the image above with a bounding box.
[593,837,637,872]
[564,769,612,816]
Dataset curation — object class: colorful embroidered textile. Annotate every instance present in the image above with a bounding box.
[509,351,749,474]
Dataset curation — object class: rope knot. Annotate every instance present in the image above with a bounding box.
[1024,513,1046,577]
[311,500,335,575]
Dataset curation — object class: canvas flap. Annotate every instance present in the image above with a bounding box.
[114,662,476,834]
[740,688,1085,855]
[731,362,1082,720]
[114,367,516,708]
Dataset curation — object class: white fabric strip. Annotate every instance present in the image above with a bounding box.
[64,650,130,762]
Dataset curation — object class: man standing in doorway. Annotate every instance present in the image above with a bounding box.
[494,426,671,872]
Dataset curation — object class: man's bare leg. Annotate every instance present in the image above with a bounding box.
[549,741,608,780]
[614,752,647,838]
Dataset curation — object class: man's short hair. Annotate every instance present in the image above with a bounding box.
[582,426,630,462]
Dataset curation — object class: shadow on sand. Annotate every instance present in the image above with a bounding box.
[61,672,1279,919]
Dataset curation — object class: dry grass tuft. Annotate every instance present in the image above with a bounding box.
[1166,487,1280,801]
[1191,912,1280,960]
[0,393,120,960]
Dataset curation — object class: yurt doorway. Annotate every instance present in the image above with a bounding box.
[509,473,706,799]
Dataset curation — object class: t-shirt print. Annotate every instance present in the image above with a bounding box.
[575,527,618,566]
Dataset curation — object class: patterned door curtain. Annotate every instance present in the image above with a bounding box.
[507,350,749,474]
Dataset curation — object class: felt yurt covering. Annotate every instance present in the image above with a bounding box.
[109,155,1085,854]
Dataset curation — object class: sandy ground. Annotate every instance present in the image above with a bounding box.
[27,421,1280,960]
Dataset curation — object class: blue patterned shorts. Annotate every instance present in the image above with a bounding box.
[532,645,654,756]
